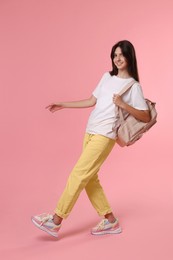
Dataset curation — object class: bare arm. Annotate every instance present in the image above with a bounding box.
[46,95,97,113]
[113,94,151,123]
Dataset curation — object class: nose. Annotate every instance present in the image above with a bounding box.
[115,55,120,62]
[117,55,121,61]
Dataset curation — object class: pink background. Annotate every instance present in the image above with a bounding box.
[0,0,173,259]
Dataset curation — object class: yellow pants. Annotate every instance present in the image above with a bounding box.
[55,134,116,218]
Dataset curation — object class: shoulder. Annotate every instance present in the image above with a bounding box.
[130,81,145,96]
[96,72,112,86]
[131,81,143,91]
[101,71,112,81]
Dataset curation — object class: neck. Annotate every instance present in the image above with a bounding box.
[117,70,131,79]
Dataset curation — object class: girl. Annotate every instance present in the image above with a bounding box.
[31,40,150,237]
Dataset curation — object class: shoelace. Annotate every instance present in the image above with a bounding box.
[39,214,52,226]
[96,218,118,230]
[96,219,108,230]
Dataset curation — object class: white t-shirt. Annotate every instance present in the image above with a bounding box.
[86,72,148,140]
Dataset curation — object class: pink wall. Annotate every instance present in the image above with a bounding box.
[0,0,173,259]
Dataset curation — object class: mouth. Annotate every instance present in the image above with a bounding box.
[115,63,123,66]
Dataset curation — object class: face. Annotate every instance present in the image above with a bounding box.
[113,47,128,71]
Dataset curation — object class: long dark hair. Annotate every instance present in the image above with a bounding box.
[109,40,139,81]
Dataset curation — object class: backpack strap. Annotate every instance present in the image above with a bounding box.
[118,80,136,96]
[117,80,136,123]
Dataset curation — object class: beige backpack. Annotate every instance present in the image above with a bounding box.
[115,81,157,147]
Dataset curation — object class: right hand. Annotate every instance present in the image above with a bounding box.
[45,103,64,113]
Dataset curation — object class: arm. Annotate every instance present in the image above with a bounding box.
[113,94,151,123]
[46,95,97,113]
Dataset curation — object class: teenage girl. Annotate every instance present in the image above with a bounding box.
[31,40,150,237]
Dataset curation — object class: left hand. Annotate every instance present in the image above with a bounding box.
[113,94,125,108]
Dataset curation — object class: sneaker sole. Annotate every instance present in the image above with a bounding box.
[91,227,122,235]
[31,218,59,238]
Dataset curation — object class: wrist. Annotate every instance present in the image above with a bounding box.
[120,102,127,110]
[55,102,64,108]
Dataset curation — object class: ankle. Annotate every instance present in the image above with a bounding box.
[53,214,63,225]
[104,213,116,223]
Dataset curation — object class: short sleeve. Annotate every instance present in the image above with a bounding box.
[92,72,111,98]
[130,83,149,110]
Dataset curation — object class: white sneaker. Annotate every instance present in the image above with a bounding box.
[91,218,122,235]
[31,213,61,238]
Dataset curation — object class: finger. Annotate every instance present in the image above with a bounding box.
[45,105,52,109]
[48,106,54,111]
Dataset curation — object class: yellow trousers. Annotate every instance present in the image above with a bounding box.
[55,134,116,218]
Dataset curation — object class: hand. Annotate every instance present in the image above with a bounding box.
[45,103,64,113]
[113,94,125,109]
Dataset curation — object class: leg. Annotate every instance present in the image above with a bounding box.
[85,174,116,222]
[54,134,115,219]
[85,173,112,216]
